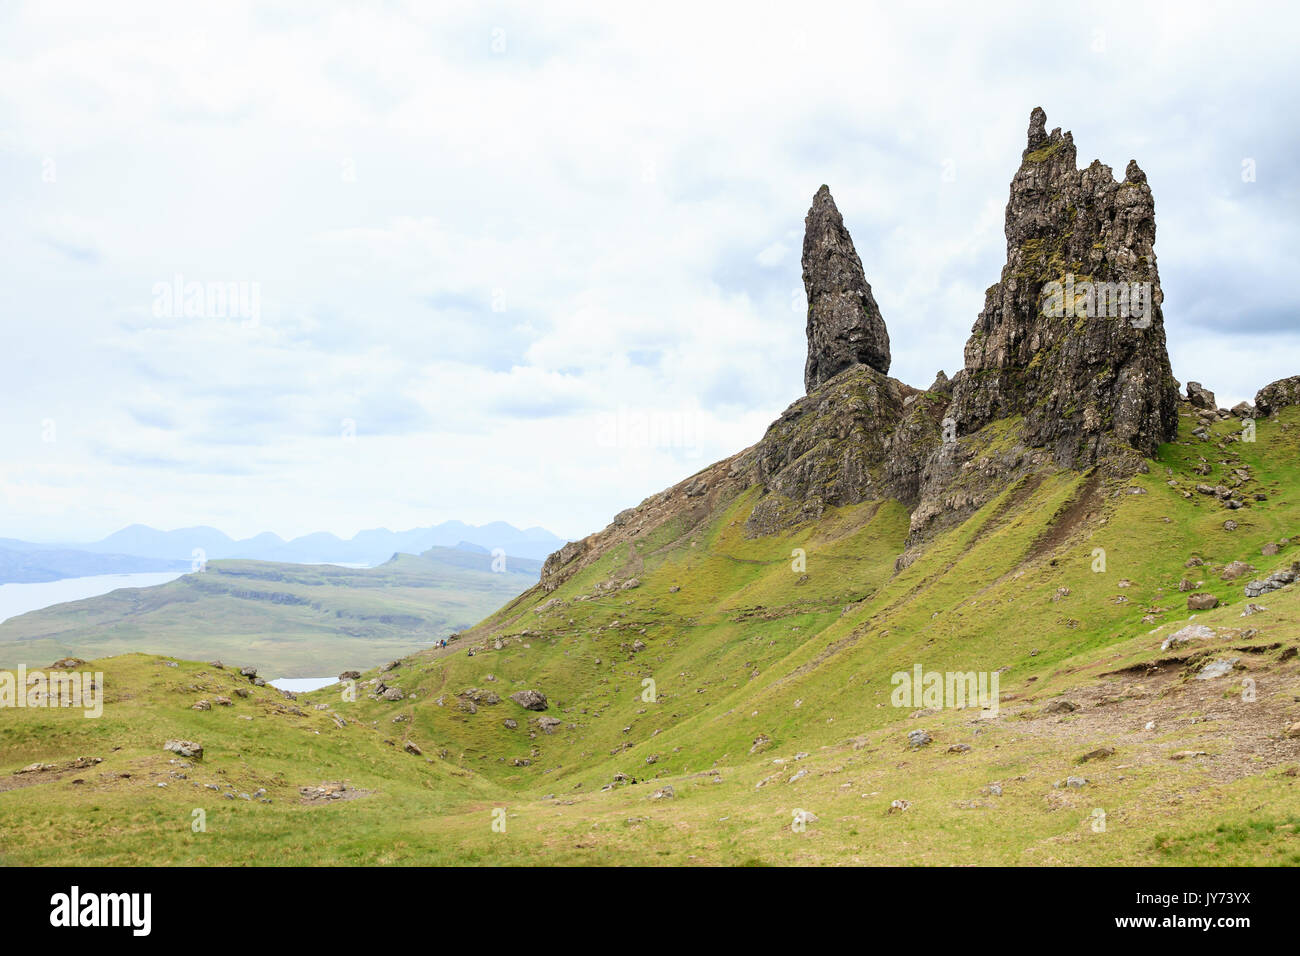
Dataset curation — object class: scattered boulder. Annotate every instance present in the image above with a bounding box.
[1186,381,1217,410]
[1220,561,1254,581]
[1161,623,1215,651]
[509,689,548,711]
[338,670,361,681]
[1042,700,1078,715]
[163,740,203,759]
[537,716,562,735]
[1245,569,1297,598]
[1255,374,1300,416]
[906,729,932,748]
[1196,659,1237,680]
[1187,593,1219,611]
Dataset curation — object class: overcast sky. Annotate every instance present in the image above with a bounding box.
[2,0,1297,544]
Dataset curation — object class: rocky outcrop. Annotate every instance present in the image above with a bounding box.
[537,451,753,591]
[536,108,1202,588]
[744,366,946,534]
[945,107,1180,469]
[1255,375,1300,416]
[540,539,588,591]
[1186,381,1217,411]
[803,186,891,391]
[509,689,549,711]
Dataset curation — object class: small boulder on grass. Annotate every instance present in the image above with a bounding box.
[1187,593,1219,611]
[1161,623,1215,651]
[163,739,202,759]
[509,689,548,711]
[537,716,562,734]
[1196,659,1237,680]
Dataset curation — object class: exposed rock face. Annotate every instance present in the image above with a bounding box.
[803,186,891,391]
[534,108,1221,589]
[744,365,945,534]
[1255,375,1300,416]
[540,539,588,591]
[1186,381,1217,410]
[946,107,1180,469]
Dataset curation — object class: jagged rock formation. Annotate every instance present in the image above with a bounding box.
[540,107,1281,585]
[803,186,891,391]
[945,107,1180,469]
[1186,381,1217,411]
[1256,375,1300,416]
[743,366,945,535]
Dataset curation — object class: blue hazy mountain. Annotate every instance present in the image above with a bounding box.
[8,520,566,573]
[0,542,190,583]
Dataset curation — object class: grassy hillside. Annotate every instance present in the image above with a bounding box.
[2,407,1297,864]
[0,548,539,677]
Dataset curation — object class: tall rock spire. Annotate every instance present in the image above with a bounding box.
[945,107,1180,468]
[802,185,891,391]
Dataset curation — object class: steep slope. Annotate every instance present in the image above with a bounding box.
[4,107,1298,866]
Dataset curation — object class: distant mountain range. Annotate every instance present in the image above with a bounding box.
[0,521,566,584]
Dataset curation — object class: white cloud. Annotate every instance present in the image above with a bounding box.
[1,0,1297,543]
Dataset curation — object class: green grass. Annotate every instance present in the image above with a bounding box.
[0,549,538,677]
[2,408,1298,865]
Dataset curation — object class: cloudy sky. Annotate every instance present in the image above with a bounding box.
[2,1,1296,544]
